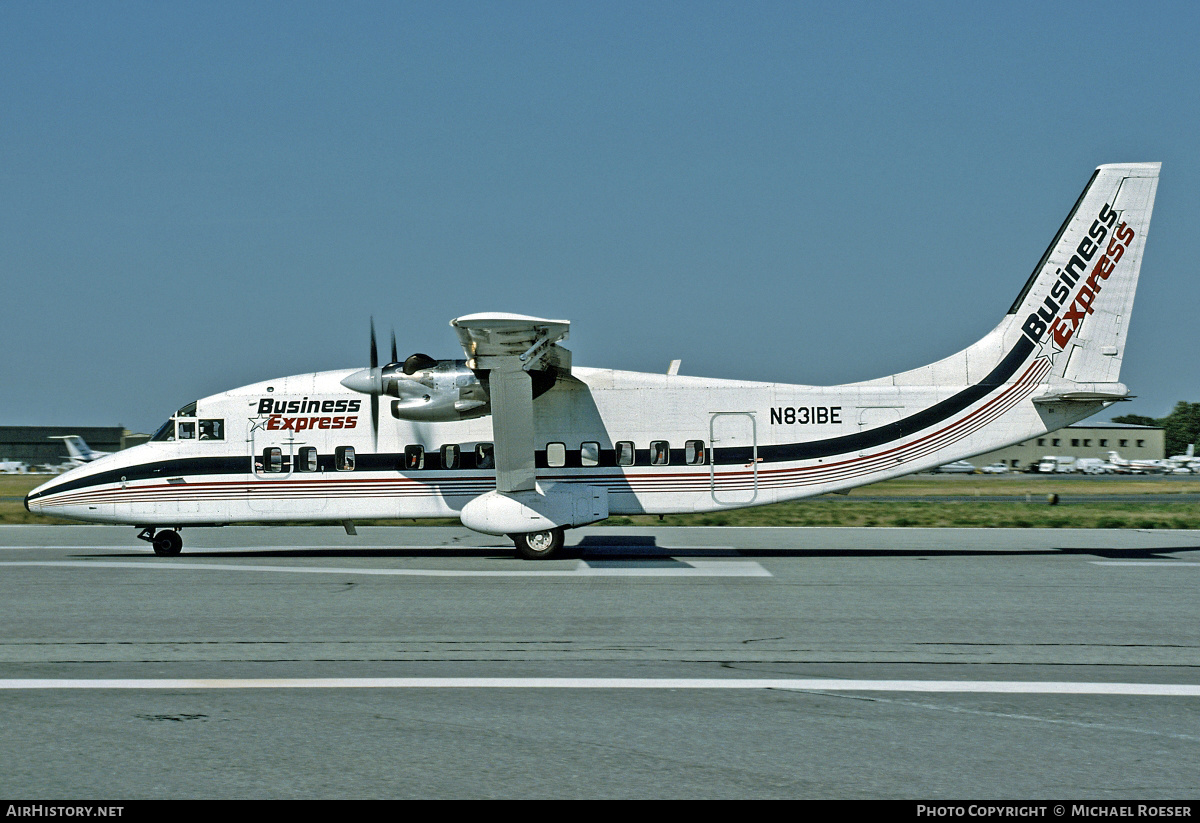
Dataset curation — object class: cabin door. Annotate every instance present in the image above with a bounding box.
[710,412,758,505]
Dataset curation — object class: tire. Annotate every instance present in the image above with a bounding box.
[153,530,183,557]
[512,528,565,560]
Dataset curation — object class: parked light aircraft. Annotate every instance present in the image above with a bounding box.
[1105,450,1170,474]
[49,436,111,467]
[26,163,1161,558]
[1167,445,1200,473]
[0,459,29,474]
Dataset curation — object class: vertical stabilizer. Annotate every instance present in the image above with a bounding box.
[1009,162,1159,387]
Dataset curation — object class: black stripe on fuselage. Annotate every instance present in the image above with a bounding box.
[29,338,1036,501]
[711,336,1037,465]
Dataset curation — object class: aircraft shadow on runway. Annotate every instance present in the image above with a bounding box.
[78,533,1200,561]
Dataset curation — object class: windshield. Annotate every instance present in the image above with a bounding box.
[150,400,200,442]
[150,418,174,442]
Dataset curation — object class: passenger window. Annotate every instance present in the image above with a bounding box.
[335,446,355,471]
[178,421,196,440]
[441,444,460,470]
[651,440,670,466]
[404,445,424,470]
[475,443,494,469]
[263,447,283,473]
[298,447,318,472]
[580,442,600,467]
[616,441,635,466]
[685,440,706,465]
[199,419,224,440]
[546,442,566,468]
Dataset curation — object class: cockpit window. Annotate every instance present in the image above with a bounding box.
[176,401,197,418]
[199,419,224,440]
[150,419,175,442]
[177,421,196,440]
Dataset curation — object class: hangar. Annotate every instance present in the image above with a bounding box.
[972,422,1165,471]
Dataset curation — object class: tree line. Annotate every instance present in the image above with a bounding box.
[1113,402,1200,457]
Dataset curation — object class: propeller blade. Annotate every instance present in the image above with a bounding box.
[369,317,378,370]
[369,317,380,450]
[391,328,398,365]
[371,394,379,452]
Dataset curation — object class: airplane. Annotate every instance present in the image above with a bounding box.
[0,459,29,474]
[1167,444,1200,474]
[1105,450,1170,475]
[48,435,111,467]
[25,162,1161,559]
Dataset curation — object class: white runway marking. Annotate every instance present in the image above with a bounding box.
[0,677,1197,694]
[1091,561,1200,567]
[0,559,770,578]
[0,545,738,552]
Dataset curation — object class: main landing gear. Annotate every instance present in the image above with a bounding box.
[510,527,565,560]
[137,527,183,557]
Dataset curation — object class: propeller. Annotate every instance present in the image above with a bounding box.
[341,319,487,429]
[339,319,407,451]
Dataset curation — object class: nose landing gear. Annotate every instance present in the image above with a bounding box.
[137,527,183,556]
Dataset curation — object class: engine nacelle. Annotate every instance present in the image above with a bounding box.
[460,485,609,535]
[385,359,491,422]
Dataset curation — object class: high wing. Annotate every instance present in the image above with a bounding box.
[450,313,571,493]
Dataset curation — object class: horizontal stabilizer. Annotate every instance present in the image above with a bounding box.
[1032,383,1131,404]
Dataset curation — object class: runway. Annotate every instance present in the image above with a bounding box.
[2,524,1199,798]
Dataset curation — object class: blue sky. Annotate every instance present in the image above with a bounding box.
[2,1,1197,432]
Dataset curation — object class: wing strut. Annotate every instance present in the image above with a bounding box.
[488,367,536,492]
[450,313,571,494]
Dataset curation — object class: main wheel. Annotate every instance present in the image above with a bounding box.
[512,528,564,560]
[153,530,183,556]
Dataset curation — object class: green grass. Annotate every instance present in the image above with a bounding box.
[607,502,1200,529]
[7,473,1200,529]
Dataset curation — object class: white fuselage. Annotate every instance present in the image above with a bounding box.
[25,356,1100,528]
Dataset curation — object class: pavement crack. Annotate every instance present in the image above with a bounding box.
[778,690,1200,743]
[134,713,209,723]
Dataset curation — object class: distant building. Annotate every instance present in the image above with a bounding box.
[972,422,1164,471]
[0,427,145,468]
